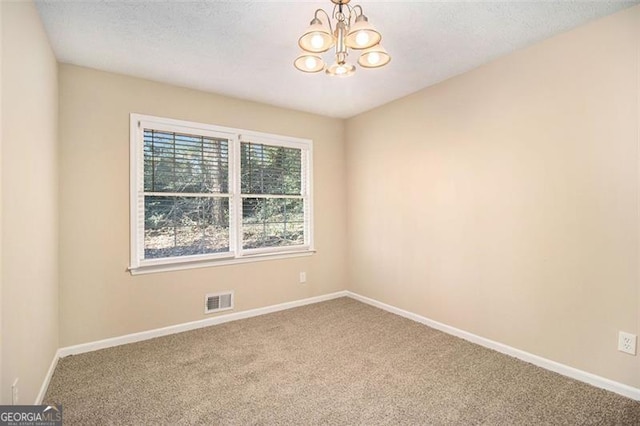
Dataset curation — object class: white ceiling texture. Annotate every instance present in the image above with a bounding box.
[36,0,638,118]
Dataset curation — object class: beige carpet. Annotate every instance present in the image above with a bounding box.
[45,297,640,425]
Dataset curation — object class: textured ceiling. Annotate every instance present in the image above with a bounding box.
[36,0,638,118]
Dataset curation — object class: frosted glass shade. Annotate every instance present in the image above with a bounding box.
[294,53,325,73]
[358,44,391,68]
[326,62,356,77]
[345,15,381,50]
[298,20,334,53]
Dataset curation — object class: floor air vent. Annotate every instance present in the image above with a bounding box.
[205,291,234,314]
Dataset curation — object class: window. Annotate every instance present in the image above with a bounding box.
[130,114,313,274]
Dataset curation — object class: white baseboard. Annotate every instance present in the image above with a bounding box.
[58,291,348,358]
[35,349,60,404]
[43,289,640,403]
[346,291,640,401]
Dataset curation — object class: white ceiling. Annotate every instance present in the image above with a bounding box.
[36,0,638,118]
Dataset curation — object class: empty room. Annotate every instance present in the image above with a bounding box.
[2,0,640,424]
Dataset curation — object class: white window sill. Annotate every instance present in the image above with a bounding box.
[129,249,316,275]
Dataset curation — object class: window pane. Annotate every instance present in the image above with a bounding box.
[242,198,304,249]
[241,143,302,195]
[144,196,230,259]
[144,130,229,193]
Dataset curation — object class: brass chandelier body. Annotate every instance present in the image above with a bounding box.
[294,0,390,77]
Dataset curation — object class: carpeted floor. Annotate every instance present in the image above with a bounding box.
[45,297,640,425]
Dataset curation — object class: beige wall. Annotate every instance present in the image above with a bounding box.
[346,6,640,388]
[58,65,347,347]
[1,1,59,404]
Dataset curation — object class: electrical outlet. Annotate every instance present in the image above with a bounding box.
[299,272,307,283]
[618,331,637,355]
[11,378,18,405]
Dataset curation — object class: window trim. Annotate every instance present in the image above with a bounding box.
[129,113,314,275]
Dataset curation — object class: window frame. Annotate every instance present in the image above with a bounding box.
[129,113,314,275]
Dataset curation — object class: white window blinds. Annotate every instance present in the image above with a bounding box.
[240,142,306,250]
[142,129,231,259]
[130,114,313,273]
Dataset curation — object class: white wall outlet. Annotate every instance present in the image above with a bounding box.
[11,378,19,405]
[299,272,307,283]
[618,331,637,355]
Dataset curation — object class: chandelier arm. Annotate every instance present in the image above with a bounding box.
[331,3,362,27]
[345,3,356,24]
[314,8,334,34]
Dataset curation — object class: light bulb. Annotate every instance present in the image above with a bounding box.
[355,31,370,47]
[304,56,317,70]
[366,52,380,65]
[310,34,324,49]
[336,66,347,75]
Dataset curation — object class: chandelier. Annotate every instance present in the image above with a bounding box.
[294,0,391,77]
